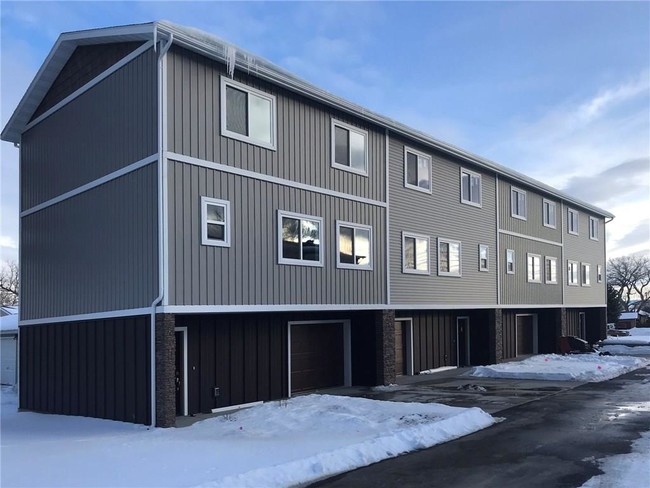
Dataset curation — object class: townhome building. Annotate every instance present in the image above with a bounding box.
[1,21,612,426]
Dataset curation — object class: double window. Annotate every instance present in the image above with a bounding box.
[568,260,579,286]
[527,253,542,283]
[221,77,276,150]
[332,120,368,175]
[438,238,461,277]
[506,249,515,274]
[278,211,323,266]
[543,199,557,228]
[402,233,429,274]
[479,244,489,272]
[568,209,579,235]
[511,187,527,220]
[545,257,558,284]
[589,217,599,241]
[201,197,231,247]
[582,263,591,286]
[336,222,372,270]
[404,147,432,193]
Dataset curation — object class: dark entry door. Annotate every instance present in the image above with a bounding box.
[516,316,534,355]
[291,323,344,393]
[457,317,470,366]
[175,330,185,416]
[395,321,406,376]
[579,313,586,339]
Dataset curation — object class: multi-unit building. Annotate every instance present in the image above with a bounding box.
[2,21,612,426]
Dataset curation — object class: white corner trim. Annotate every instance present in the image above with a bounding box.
[18,307,153,326]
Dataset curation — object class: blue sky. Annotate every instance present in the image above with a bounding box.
[1,1,649,262]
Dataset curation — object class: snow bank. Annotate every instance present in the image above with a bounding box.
[602,328,650,347]
[469,354,648,382]
[600,345,650,356]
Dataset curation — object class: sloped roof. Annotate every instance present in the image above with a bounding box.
[0,313,18,333]
[2,20,614,219]
[619,312,638,320]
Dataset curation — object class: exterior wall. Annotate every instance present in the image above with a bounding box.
[19,316,151,424]
[502,309,561,359]
[398,310,457,372]
[389,136,497,305]
[166,160,386,306]
[21,165,158,320]
[499,234,563,305]
[21,47,157,210]
[166,46,385,203]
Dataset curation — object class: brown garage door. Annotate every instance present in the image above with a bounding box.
[516,315,534,355]
[291,323,344,393]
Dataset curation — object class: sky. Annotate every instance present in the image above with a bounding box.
[1,1,649,264]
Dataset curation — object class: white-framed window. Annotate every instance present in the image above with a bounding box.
[278,210,323,267]
[506,249,515,274]
[404,147,432,193]
[460,168,482,207]
[589,217,599,241]
[438,238,462,277]
[331,119,368,175]
[220,77,276,150]
[402,232,429,274]
[597,264,603,283]
[545,256,558,284]
[568,260,579,286]
[201,197,231,247]
[527,253,542,283]
[479,244,489,272]
[336,221,372,270]
[582,263,591,286]
[567,208,579,235]
[511,187,527,220]
[543,199,557,228]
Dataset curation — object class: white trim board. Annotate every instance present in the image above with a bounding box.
[19,307,152,326]
[166,151,387,209]
[174,326,189,417]
[498,229,563,247]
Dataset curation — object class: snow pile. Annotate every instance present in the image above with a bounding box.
[601,328,650,355]
[469,354,648,382]
[1,391,495,488]
[0,313,18,332]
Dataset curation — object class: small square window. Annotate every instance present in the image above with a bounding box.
[337,221,372,270]
[511,187,527,220]
[568,209,579,235]
[402,232,429,274]
[201,197,231,247]
[404,147,432,193]
[527,253,542,283]
[543,199,557,228]
[479,244,489,272]
[461,169,482,207]
[589,217,599,241]
[278,211,324,267]
[438,238,462,277]
[506,249,515,274]
[332,120,368,175]
[582,263,591,286]
[545,257,558,284]
[568,260,579,286]
[597,264,603,283]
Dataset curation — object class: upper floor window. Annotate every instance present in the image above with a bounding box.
[479,244,489,272]
[336,221,372,270]
[589,217,599,241]
[597,264,603,283]
[221,77,276,150]
[402,232,429,274]
[404,147,432,193]
[545,256,558,284]
[567,208,579,235]
[460,168,482,207]
[506,249,515,274]
[582,263,591,286]
[511,187,527,220]
[332,120,368,175]
[543,199,557,228]
[201,197,231,247]
[568,260,579,286]
[278,211,323,267]
[527,253,542,283]
[438,238,461,277]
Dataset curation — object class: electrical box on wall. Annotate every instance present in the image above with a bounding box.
[213,387,220,397]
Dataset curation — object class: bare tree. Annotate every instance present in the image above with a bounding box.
[607,254,650,310]
[0,260,19,306]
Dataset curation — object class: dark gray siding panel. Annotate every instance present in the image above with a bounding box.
[166,46,385,202]
[21,48,157,210]
[167,160,386,306]
[21,165,158,320]
[389,136,497,305]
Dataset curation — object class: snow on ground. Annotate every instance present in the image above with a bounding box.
[600,345,650,356]
[580,430,650,488]
[602,327,650,347]
[0,388,495,488]
[468,354,648,382]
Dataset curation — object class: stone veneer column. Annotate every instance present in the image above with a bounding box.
[375,310,396,386]
[155,313,176,427]
[489,309,503,364]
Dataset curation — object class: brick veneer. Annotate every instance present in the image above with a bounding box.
[155,313,176,427]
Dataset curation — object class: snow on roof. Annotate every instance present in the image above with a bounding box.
[0,314,18,333]
[619,312,638,320]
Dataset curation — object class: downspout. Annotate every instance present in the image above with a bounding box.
[150,28,173,427]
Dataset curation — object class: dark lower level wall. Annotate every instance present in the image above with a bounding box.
[19,316,151,424]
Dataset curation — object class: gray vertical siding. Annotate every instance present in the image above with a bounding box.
[167,160,386,306]
[21,165,158,320]
[166,46,385,202]
[21,47,157,210]
[388,136,497,305]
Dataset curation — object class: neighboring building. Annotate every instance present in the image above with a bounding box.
[616,312,638,329]
[1,22,613,426]
[0,309,18,386]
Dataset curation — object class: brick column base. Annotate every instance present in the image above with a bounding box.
[155,313,176,427]
[375,310,396,385]
[489,309,503,364]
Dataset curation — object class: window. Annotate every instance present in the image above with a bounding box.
[589,217,599,241]
[545,256,558,284]
[221,77,276,150]
[568,260,579,286]
[479,244,489,272]
[201,197,231,247]
[438,238,462,277]
[506,249,515,274]
[278,211,323,266]
[402,232,429,274]
[511,187,527,219]
[597,264,603,283]
[460,168,482,206]
[336,222,372,270]
[527,253,542,283]
[543,199,557,228]
[404,147,432,193]
[568,209,579,235]
[332,120,368,175]
[582,263,591,286]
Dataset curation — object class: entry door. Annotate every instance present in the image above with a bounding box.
[516,316,534,355]
[175,329,186,416]
[457,317,470,366]
[579,313,586,340]
[395,321,406,376]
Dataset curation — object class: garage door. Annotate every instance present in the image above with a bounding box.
[1,336,17,386]
[516,316,534,356]
[291,323,344,393]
